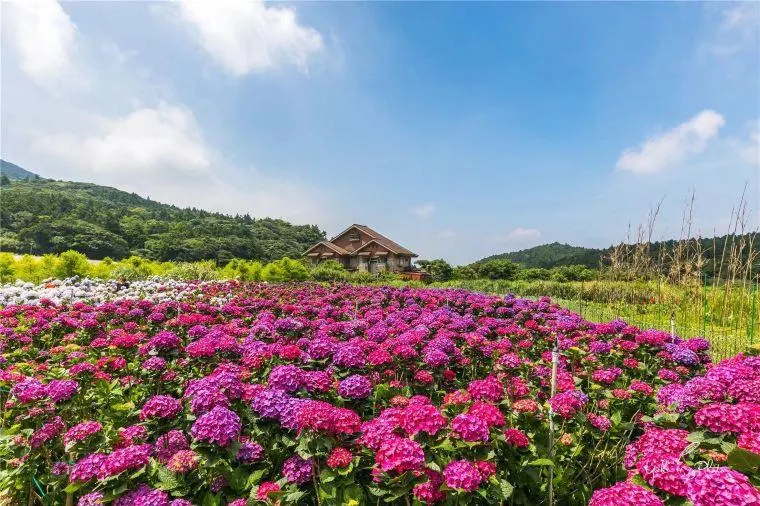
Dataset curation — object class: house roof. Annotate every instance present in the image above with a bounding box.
[331,224,418,257]
[303,241,350,256]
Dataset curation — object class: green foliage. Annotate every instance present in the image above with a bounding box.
[311,260,348,282]
[416,258,454,281]
[475,259,519,280]
[517,267,551,281]
[261,257,310,282]
[0,253,15,282]
[55,250,90,278]
[453,265,478,280]
[164,261,219,281]
[0,178,325,262]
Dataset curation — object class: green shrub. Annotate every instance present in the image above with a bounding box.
[55,250,90,278]
[0,253,16,282]
[311,260,348,282]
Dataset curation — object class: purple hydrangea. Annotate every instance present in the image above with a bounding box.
[237,441,265,463]
[191,405,241,447]
[268,365,305,393]
[338,374,372,400]
[282,455,313,484]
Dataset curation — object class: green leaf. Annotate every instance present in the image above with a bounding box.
[110,401,135,412]
[156,466,180,491]
[64,482,83,493]
[201,492,221,506]
[727,446,760,474]
[367,486,387,497]
[285,490,306,503]
[499,479,514,499]
[245,468,267,488]
[687,431,706,443]
[528,458,554,467]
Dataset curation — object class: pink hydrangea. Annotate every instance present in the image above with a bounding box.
[589,482,664,506]
[139,395,182,421]
[443,460,482,492]
[686,467,760,506]
[451,413,490,442]
[375,437,425,472]
[401,403,447,436]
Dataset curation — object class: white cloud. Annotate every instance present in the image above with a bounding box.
[437,229,456,239]
[410,203,436,219]
[174,0,324,75]
[616,110,726,174]
[2,0,78,86]
[32,103,213,177]
[495,228,542,242]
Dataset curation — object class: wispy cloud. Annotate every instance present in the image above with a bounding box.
[737,119,760,166]
[704,2,760,56]
[494,228,542,242]
[616,110,725,174]
[410,203,436,219]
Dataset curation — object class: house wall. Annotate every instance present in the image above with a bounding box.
[307,244,348,268]
[331,228,375,253]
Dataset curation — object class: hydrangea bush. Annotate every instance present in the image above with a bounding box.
[0,282,755,505]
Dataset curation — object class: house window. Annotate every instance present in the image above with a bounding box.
[349,233,359,241]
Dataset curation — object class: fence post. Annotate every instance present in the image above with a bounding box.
[670,311,676,340]
[548,338,559,506]
[702,274,708,338]
[750,279,757,347]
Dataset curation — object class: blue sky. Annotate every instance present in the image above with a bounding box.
[1,1,758,264]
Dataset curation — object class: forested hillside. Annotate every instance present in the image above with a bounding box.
[0,177,325,262]
[480,235,759,277]
[479,242,603,268]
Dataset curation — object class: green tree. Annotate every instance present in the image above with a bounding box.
[417,259,454,281]
[475,259,519,280]
[453,265,478,280]
[55,250,90,278]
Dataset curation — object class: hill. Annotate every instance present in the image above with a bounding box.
[0,165,325,262]
[478,235,759,278]
[0,160,40,180]
[479,242,603,268]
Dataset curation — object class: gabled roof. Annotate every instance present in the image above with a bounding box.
[303,241,349,256]
[331,224,418,257]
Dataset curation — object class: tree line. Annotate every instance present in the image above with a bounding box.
[0,179,325,263]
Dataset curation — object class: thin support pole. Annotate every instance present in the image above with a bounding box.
[750,279,757,347]
[548,339,559,506]
[702,274,708,338]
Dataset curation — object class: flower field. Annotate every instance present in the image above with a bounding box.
[0,282,758,505]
